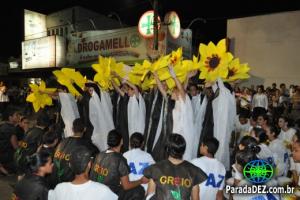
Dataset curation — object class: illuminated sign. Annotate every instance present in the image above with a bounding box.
[24,9,47,40]
[22,36,66,69]
[164,11,181,39]
[138,10,161,38]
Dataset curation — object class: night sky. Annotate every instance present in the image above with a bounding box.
[1,0,299,61]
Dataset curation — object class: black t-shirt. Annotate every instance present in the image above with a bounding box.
[144,160,207,200]
[15,125,25,141]
[15,127,45,173]
[12,174,49,200]
[51,137,90,187]
[0,122,16,163]
[90,151,130,194]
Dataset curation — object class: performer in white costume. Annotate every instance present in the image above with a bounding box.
[212,78,236,170]
[58,91,80,138]
[87,83,114,151]
[154,66,196,160]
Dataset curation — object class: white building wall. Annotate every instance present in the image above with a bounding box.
[227,11,300,87]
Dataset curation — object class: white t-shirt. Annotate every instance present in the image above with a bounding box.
[123,148,155,191]
[268,139,289,176]
[48,180,118,200]
[278,128,296,144]
[191,156,226,200]
[257,143,275,165]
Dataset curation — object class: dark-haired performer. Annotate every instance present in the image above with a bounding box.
[49,146,117,200]
[123,132,155,191]
[191,137,225,200]
[12,150,53,200]
[143,133,207,200]
[90,130,146,199]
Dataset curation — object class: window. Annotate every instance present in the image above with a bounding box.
[56,29,59,35]
[52,29,55,35]
[47,30,50,36]
[60,28,63,36]
[65,27,68,35]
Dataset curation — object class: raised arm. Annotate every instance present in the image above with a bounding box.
[123,79,139,97]
[169,65,186,99]
[111,78,125,97]
[153,71,167,98]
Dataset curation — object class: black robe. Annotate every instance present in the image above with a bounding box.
[144,92,174,162]
[112,93,130,152]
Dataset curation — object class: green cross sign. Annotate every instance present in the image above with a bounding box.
[142,15,153,35]
[138,11,160,38]
[167,12,181,39]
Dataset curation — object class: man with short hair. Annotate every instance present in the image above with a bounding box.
[191,137,225,200]
[48,146,117,200]
[0,106,19,174]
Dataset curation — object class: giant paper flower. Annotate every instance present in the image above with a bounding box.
[53,69,82,97]
[199,39,233,82]
[130,60,152,81]
[224,58,250,82]
[169,48,182,67]
[92,56,113,91]
[61,68,87,89]
[26,81,56,112]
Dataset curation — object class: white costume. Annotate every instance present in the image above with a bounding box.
[58,92,80,138]
[127,93,146,137]
[213,79,236,170]
[89,90,114,151]
[172,94,196,160]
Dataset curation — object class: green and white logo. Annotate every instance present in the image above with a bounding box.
[243,159,274,184]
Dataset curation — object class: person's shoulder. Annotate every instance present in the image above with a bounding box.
[89,181,117,197]
[190,157,206,167]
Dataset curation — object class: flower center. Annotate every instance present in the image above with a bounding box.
[171,56,178,65]
[205,54,220,70]
[228,67,238,78]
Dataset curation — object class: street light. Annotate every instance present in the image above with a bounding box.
[186,18,206,29]
[108,12,123,28]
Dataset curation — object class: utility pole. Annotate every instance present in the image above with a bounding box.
[153,0,159,50]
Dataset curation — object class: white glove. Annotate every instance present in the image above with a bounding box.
[169,66,176,78]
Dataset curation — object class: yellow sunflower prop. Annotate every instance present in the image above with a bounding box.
[26,81,56,112]
[53,69,82,97]
[199,38,233,82]
[224,58,250,82]
[92,56,113,91]
[61,68,87,89]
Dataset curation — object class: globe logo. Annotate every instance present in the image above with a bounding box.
[243,159,273,184]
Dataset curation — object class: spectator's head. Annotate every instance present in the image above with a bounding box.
[239,135,261,154]
[107,130,123,151]
[272,83,276,89]
[72,118,85,136]
[265,125,280,141]
[19,116,29,131]
[57,85,68,93]
[70,146,92,175]
[235,149,258,172]
[166,133,186,159]
[292,129,300,144]
[200,137,219,157]
[280,83,286,90]
[130,132,144,149]
[250,127,268,144]
[27,150,53,176]
[257,114,269,128]
[292,140,300,163]
[36,112,50,128]
[42,130,59,147]
[3,106,20,124]
[257,85,264,94]
[278,116,290,129]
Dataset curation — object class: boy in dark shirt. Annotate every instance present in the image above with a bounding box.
[90,129,146,200]
[144,133,207,200]
[50,118,92,188]
[0,106,20,174]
